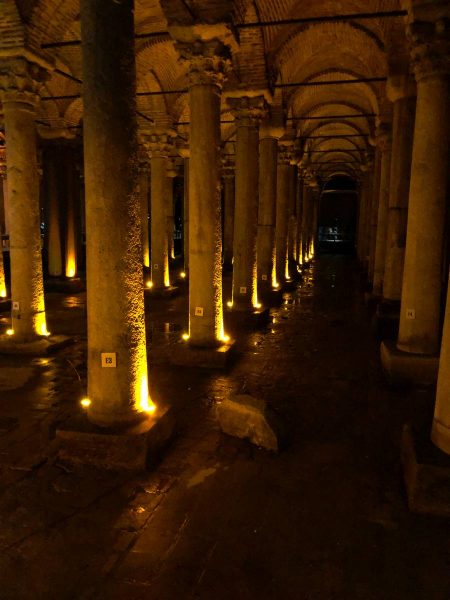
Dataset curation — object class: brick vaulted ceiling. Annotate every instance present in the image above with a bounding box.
[2,0,411,178]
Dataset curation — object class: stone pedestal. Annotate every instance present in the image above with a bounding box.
[380,340,439,386]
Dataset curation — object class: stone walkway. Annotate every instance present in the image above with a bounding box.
[0,256,449,599]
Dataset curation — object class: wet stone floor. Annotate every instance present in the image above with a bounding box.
[0,256,449,600]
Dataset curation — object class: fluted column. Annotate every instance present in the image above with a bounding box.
[222,160,235,270]
[397,27,449,355]
[81,0,152,425]
[382,76,416,303]
[257,125,280,293]
[229,95,266,311]
[0,58,49,341]
[145,132,174,290]
[275,146,293,286]
[372,124,392,296]
[176,40,230,346]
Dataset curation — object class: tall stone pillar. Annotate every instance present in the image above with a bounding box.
[45,149,63,277]
[222,161,235,270]
[356,175,368,263]
[275,146,292,286]
[166,160,177,261]
[367,148,382,285]
[138,156,150,269]
[176,39,231,346]
[81,0,152,425]
[311,188,319,259]
[287,164,298,275]
[432,268,450,454]
[0,58,50,342]
[382,77,416,303]
[178,148,190,276]
[301,181,312,264]
[0,161,7,298]
[146,133,173,290]
[295,174,303,265]
[65,148,79,278]
[372,124,392,296]
[229,95,265,311]
[396,33,449,356]
[257,126,279,294]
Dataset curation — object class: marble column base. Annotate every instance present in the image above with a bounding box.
[171,340,236,369]
[401,424,450,518]
[56,404,175,471]
[0,334,73,356]
[380,340,439,386]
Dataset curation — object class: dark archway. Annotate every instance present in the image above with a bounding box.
[318,175,358,254]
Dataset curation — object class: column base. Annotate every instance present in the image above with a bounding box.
[0,299,11,313]
[144,285,179,299]
[373,300,400,340]
[0,334,74,356]
[225,307,271,330]
[45,277,86,294]
[282,279,298,292]
[380,340,439,386]
[170,340,236,369]
[55,404,175,471]
[401,424,450,518]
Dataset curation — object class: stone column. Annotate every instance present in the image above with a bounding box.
[176,40,230,346]
[396,31,449,356]
[287,164,298,275]
[257,126,279,294]
[432,268,450,454]
[166,160,177,261]
[0,162,6,298]
[65,148,79,278]
[382,77,416,303]
[222,162,235,270]
[0,58,49,342]
[372,124,392,297]
[295,174,303,265]
[275,146,292,286]
[146,132,173,290]
[81,0,152,425]
[368,148,382,285]
[178,147,190,276]
[45,148,63,277]
[229,95,265,311]
[301,181,312,264]
[311,188,319,259]
[138,157,150,269]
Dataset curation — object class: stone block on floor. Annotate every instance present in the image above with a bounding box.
[0,334,74,356]
[380,340,439,386]
[55,404,175,471]
[216,394,284,452]
[170,340,236,369]
[401,424,450,518]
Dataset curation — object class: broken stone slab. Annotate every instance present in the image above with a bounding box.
[216,394,284,452]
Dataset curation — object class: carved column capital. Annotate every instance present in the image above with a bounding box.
[408,20,450,82]
[142,130,176,158]
[227,95,267,127]
[176,40,232,88]
[0,57,49,108]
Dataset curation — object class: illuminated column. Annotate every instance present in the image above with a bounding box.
[45,149,63,277]
[257,126,279,293]
[222,161,235,270]
[368,148,382,285]
[311,187,319,258]
[229,95,265,311]
[138,157,150,269]
[178,147,190,276]
[382,77,416,303]
[275,147,292,286]
[372,124,392,296]
[432,268,450,454]
[397,31,449,356]
[166,160,177,261]
[301,180,311,263]
[65,149,78,278]
[287,164,297,273]
[81,0,152,426]
[146,132,173,289]
[0,163,6,298]
[0,58,49,342]
[295,174,303,265]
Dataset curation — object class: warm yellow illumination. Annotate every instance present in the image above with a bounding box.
[273,282,280,289]
[40,323,51,337]
[0,288,6,298]
[146,280,153,289]
[227,301,233,308]
[80,398,91,408]
[182,333,190,341]
[180,271,186,279]
[221,334,230,343]
[138,373,157,414]
[65,253,76,278]
[6,328,14,336]
[254,302,262,309]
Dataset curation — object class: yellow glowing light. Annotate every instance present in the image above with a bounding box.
[182,333,190,341]
[66,253,76,278]
[146,280,153,289]
[227,301,233,308]
[6,328,14,336]
[221,334,230,343]
[138,374,157,414]
[254,302,262,309]
[273,282,280,289]
[40,324,51,337]
[80,398,91,408]
[0,288,6,298]
[180,271,186,279]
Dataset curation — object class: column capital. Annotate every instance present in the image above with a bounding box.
[375,123,392,152]
[0,57,49,108]
[221,156,235,178]
[386,74,416,102]
[408,19,450,82]
[142,130,176,158]
[177,144,190,159]
[227,94,267,127]
[175,39,232,89]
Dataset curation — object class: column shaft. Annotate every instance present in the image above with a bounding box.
[223,175,235,269]
[166,175,175,261]
[275,162,290,286]
[65,149,78,278]
[139,166,150,269]
[46,150,63,277]
[368,149,382,284]
[257,136,277,292]
[150,155,169,289]
[372,132,392,296]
